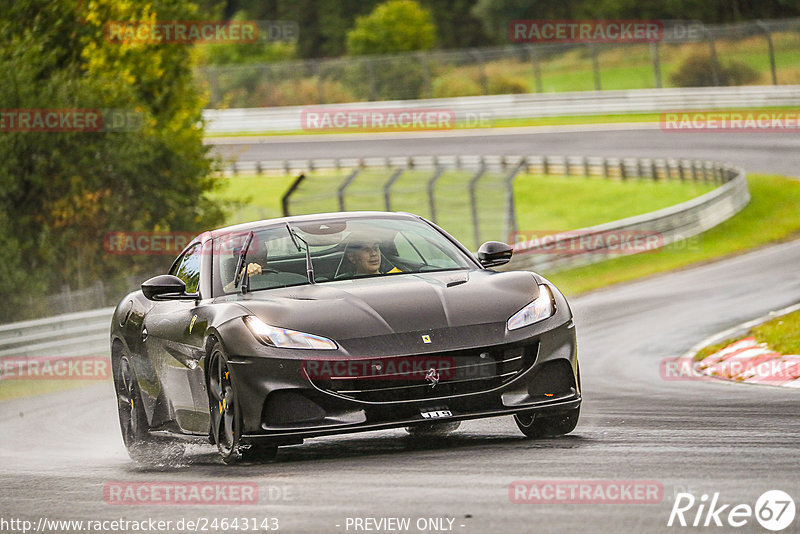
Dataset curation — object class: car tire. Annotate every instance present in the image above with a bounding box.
[514,407,580,438]
[208,342,279,464]
[405,421,461,436]
[115,354,185,466]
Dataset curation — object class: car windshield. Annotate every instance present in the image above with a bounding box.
[213,216,474,295]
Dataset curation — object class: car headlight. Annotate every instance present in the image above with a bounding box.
[507,285,555,331]
[243,316,338,350]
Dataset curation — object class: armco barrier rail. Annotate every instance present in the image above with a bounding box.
[0,307,113,360]
[203,85,800,134]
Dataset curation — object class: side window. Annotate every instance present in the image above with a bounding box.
[172,244,202,294]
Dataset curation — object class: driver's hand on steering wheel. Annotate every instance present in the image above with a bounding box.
[246,262,262,276]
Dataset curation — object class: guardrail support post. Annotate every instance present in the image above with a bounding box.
[583,157,590,178]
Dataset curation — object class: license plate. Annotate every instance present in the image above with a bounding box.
[420,409,452,419]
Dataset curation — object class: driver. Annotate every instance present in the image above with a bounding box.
[223,261,263,292]
[345,233,401,276]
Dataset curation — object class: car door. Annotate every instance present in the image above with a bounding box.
[142,243,209,434]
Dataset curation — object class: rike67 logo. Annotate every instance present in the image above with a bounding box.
[668,490,796,531]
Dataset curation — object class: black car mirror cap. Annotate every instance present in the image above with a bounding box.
[477,241,513,268]
[141,274,199,301]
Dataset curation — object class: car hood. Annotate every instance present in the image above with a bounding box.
[236,270,539,342]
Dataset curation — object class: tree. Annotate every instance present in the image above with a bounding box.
[0,0,225,322]
[346,0,436,56]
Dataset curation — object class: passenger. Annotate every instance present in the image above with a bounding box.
[345,233,401,276]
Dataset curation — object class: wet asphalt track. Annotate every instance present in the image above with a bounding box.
[1,127,799,533]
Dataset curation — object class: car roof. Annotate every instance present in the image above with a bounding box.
[207,211,422,238]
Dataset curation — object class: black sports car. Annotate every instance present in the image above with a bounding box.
[110,211,581,464]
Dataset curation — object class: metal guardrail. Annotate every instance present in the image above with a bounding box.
[0,307,113,359]
[203,85,800,134]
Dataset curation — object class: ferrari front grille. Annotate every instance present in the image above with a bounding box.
[306,341,538,403]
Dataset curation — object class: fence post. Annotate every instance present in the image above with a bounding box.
[704,28,720,86]
[470,48,489,95]
[366,59,377,101]
[504,159,525,245]
[383,167,404,211]
[427,167,445,223]
[313,59,325,104]
[469,161,487,248]
[650,42,662,88]
[281,172,307,216]
[756,20,778,85]
[337,168,360,211]
[591,44,602,91]
[529,45,543,93]
[418,52,432,99]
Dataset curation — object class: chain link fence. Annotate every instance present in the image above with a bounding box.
[274,155,735,252]
[199,19,800,109]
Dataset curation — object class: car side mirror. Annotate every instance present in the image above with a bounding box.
[142,275,198,301]
[478,241,513,268]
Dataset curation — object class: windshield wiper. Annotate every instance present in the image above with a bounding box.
[286,223,316,284]
[233,231,255,294]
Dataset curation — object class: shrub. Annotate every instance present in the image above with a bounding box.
[670,53,761,87]
[488,74,529,95]
[432,73,482,98]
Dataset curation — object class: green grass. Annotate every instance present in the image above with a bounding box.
[545,174,800,296]
[693,308,800,361]
[514,175,714,233]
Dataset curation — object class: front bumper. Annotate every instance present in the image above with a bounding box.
[226,317,580,445]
